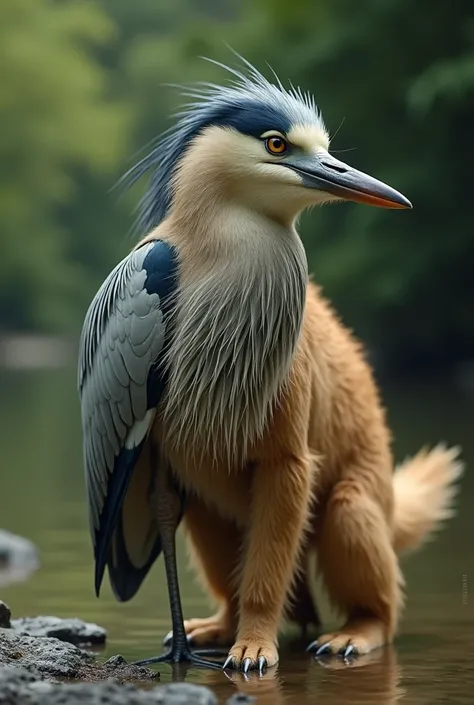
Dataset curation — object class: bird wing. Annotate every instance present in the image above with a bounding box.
[78,239,179,600]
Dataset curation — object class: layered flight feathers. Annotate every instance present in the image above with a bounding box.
[78,239,179,599]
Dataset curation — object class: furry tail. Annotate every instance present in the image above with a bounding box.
[392,444,464,554]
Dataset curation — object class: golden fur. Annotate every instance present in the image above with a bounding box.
[138,124,462,669]
[154,277,462,666]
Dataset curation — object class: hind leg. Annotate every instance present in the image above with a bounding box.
[309,478,403,657]
[166,496,242,647]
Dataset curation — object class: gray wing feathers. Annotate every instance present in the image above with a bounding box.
[78,244,166,536]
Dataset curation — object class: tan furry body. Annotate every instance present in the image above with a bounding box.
[152,250,462,666]
[136,122,461,668]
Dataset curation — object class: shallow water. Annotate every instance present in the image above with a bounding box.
[1,368,473,703]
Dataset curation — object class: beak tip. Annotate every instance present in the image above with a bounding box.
[397,195,413,210]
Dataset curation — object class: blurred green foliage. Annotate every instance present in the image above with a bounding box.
[1,0,473,373]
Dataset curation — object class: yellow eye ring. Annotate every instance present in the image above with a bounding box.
[265,135,288,155]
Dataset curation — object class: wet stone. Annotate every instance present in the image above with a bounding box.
[0,627,95,679]
[0,628,157,682]
[0,530,39,587]
[0,621,227,704]
[11,616,107,646]
[0,665,219,704]
[152,684,218,704]
[104,654,127,668]
[0,600,11,628]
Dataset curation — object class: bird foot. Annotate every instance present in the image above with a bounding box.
[132,645,228,671]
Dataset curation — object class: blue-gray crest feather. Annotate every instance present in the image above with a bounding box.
[119,54,324,235]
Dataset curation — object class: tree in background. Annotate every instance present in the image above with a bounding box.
[0,0,129,331]
[196,0,474,373]
[1,0,473,376]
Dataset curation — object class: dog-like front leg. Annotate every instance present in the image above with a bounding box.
[224,451,313,672]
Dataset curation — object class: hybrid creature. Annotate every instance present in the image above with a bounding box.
[78,57,463,673]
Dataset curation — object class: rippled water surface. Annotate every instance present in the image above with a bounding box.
[1,368,473,703]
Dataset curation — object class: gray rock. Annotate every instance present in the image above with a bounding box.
[104,655,127,668]
[0,530,39,588]
[0,601,11,628]
[0,629,157,682]
[0,666,49,705]
[0,666,217,704]
[152,684,217,704]
[0,627,95,679]
[11,616,106,646]
[0,627,224,703]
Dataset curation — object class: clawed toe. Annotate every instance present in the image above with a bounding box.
[306,639,331,655]
[257,656,267,674]
[340,644,357,659]
[223,655,235,670]
[242,658,252,674]
[223,640,275,673]
[307,638,359,660]
[223,655,268,674]
[308,620,384,660]
[316,641,332,656]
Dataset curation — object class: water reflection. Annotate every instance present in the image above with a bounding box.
[0,367,473,704]
[191,647,403,704]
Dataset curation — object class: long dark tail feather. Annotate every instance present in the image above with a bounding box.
[96,437,186,602]
[94,444,145,597]
[107,513,163,602]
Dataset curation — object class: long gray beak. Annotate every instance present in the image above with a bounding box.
[283,151,412,209]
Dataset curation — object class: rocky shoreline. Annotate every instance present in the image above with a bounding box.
[0,602,241,705]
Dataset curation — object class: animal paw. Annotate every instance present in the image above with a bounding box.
[223,637,278,673]
[164,615,234,647]
[306,619,386,659]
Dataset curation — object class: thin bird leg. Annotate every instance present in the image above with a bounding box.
[133,449,226,670]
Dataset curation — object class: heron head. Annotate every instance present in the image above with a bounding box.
[126,57,411,230]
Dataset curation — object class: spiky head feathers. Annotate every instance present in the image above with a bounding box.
[123,57,328,233]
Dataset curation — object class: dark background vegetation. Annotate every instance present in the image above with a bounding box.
[1,9,473,700]
[2,0,473,377]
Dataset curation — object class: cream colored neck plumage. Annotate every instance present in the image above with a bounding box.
[144,148,308,466]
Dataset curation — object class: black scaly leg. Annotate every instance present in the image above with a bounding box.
[133,447,226,670]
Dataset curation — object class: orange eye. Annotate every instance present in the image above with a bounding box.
[265,135,288,155]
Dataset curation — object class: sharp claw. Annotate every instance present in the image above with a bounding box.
[305,639,319,652]
[343,644,356,658]
[258,656,267,674]
[242,658,252,673]
[315,642,332,656]
[223,655,234,670]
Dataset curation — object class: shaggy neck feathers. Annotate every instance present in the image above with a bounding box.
[156,184,308,466]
